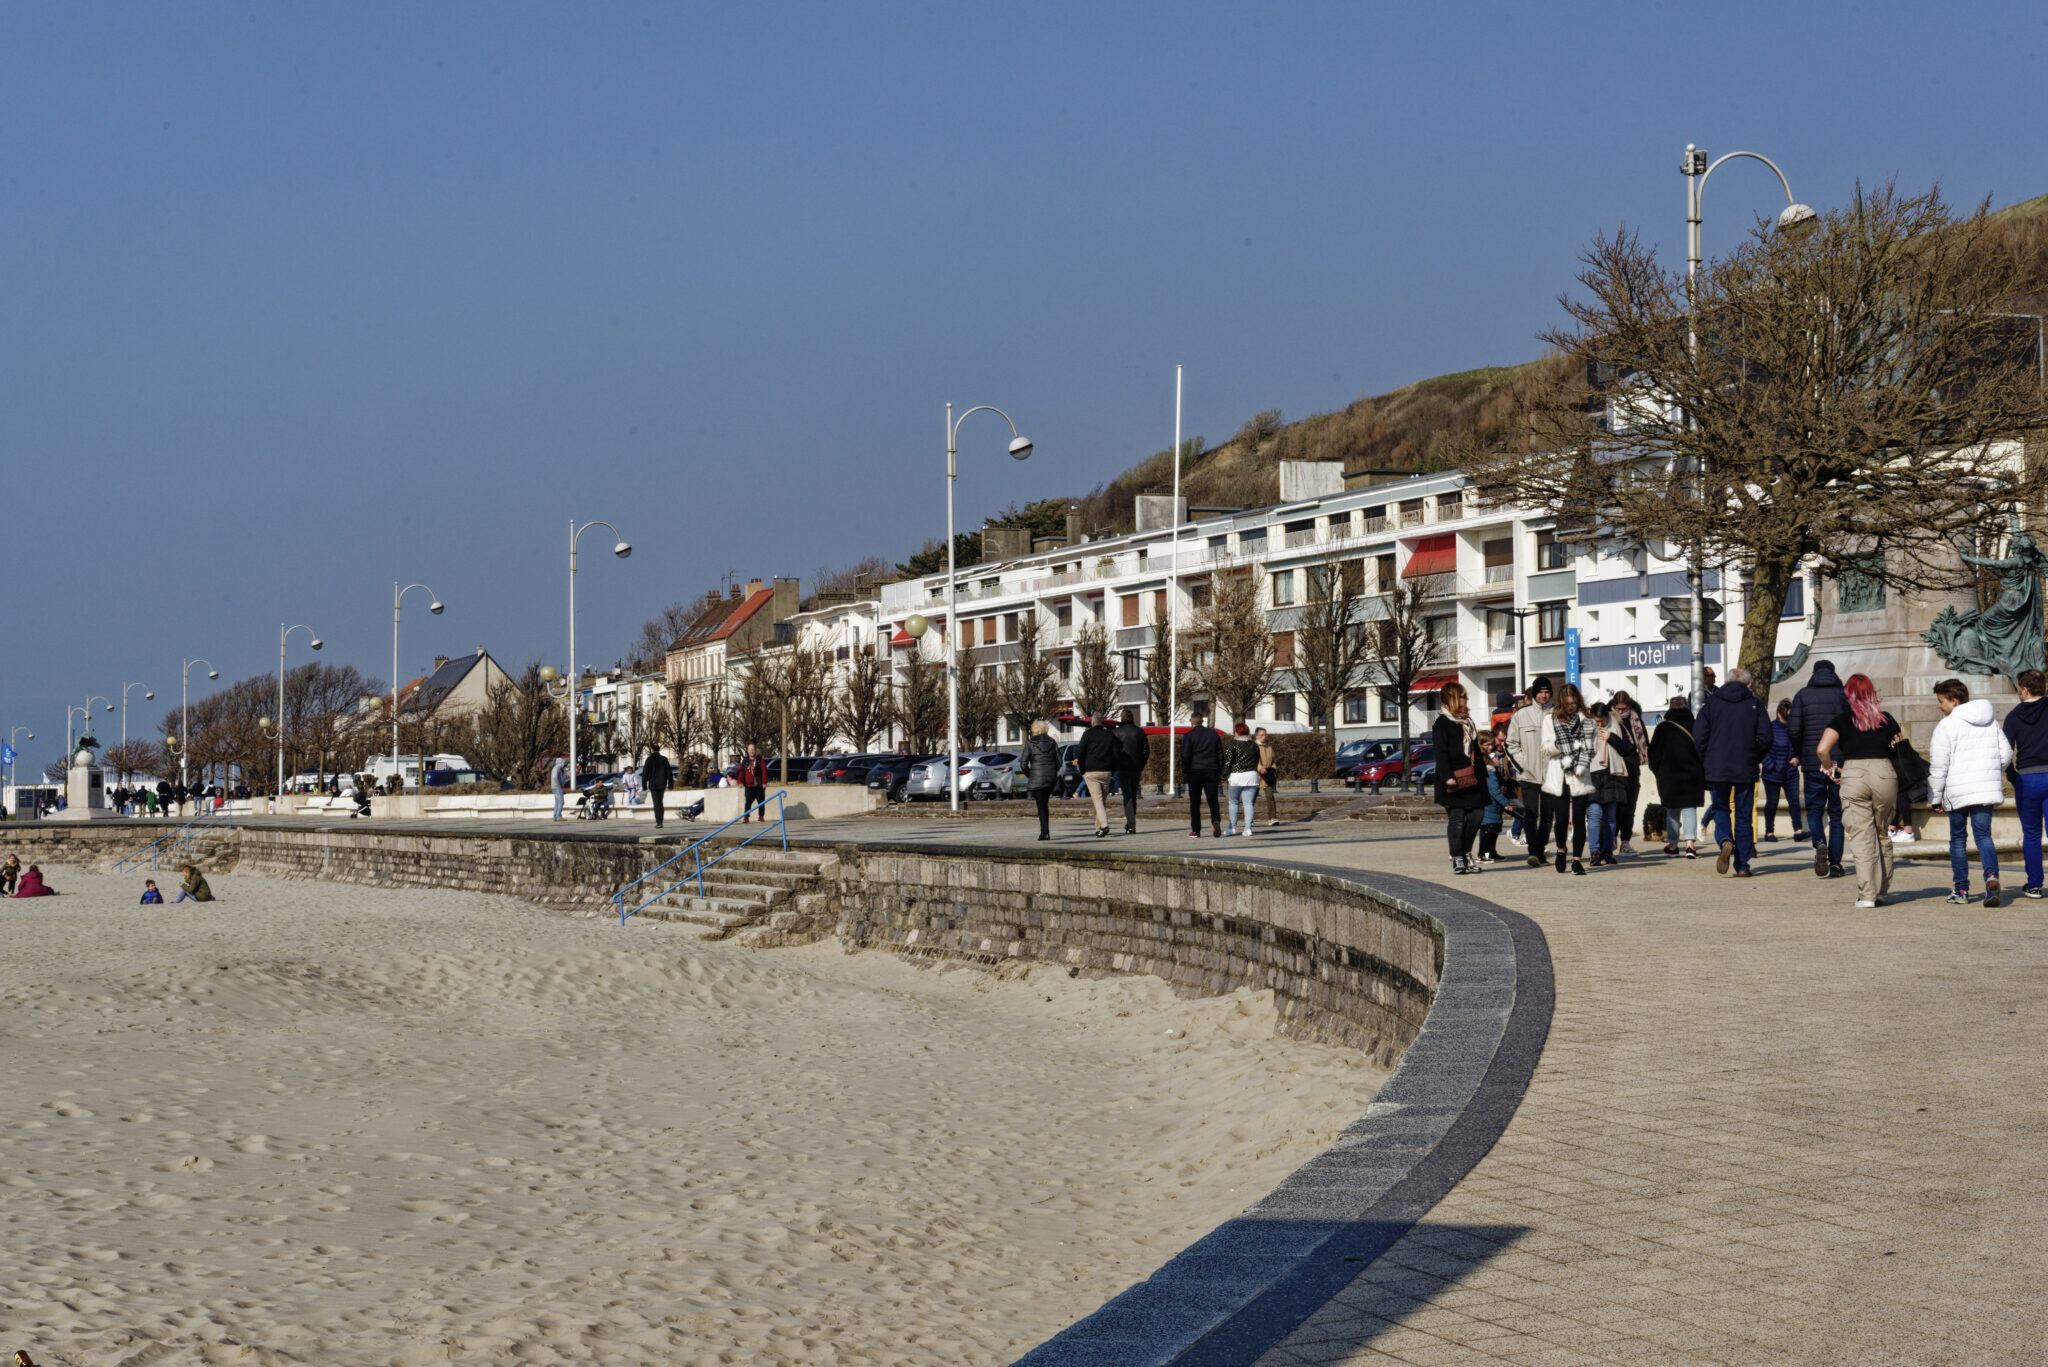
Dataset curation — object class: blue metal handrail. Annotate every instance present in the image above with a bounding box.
[614,790,787,925]
[112,803,236,873]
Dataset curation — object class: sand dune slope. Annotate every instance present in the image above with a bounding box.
[0,867,1383,1365]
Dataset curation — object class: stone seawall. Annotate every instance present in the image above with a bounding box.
[229,826,660,911]
[831,846,1441,1066]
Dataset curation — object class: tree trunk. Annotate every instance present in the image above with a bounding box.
[1740,553,1799,708]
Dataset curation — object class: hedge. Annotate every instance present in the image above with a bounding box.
[1138,730,1335,786]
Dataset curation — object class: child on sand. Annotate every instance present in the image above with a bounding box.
[140,880,164,904]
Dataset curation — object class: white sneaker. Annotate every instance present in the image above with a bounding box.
[1892,830,1917,844]
[1855,898,1880,908]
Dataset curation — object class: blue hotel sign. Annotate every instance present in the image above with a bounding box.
[1564,628,1581,686]
[1577,638,1720,673]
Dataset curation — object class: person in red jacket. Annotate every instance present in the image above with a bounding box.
[734,744,770,821]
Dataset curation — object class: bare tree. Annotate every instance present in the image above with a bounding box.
[998,613,1062,733]
[1141,608,1177,726]
[467,661,569,788]
[813,556,893,595]
[102,739,163,784]
[1179,570,1276,727]
[1359,573,1455,781]
[625,602,702,675]
[1073,618,1120,723]
[888,639,947,753]
[734,644,835,778]
[1292,554,1372,743]
[1470,182,2048,698]
[835,645,891,751]
[957,664,1001,749]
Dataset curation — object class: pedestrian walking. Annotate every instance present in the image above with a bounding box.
[641,747,673,828]
[1476,728,1515,863]
[1647,696,1705,857]
[621,763,644,810]
[1508,676,1555,867]
[549,757,569,821]
[1113,708,1149,834]
[1181,719,1223,838]
[735,744,769,821]
[1608,691,1649,855]
[1816,673,1903,908]
[1928,677,2011,906]
[1540,682,1595,875]
[1586,701,1633,866]
[1760,698,1806,842]
[1695,666,1773,877]
[2003,668,2048,900]
[1788,659,1849,879]
[1222,723,1262,837]
[1432,682,1487,872]
[1077,715,1120,838]
[1023,720,1060,841]
[1255,726,1280,826]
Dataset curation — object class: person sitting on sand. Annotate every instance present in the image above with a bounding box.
[0,854,18,895]
[14,864,57,897]
[174,865,213,903]
[140,879,164,905]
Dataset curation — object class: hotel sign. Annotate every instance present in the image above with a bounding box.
[1577,638,1721,672]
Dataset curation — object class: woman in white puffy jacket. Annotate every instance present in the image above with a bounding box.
[1928,677,2013,905]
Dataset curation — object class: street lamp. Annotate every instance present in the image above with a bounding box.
[68,695,113,757]
[567,519,631,788]
[943,403,1033,810]
[6,726,32,798]
[391,583,446,793]
[178,658,219,789]
[1679,144,1813,708]
[275,624,322,798]
[120,681,155,752]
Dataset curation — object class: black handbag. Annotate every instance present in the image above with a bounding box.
[1890,729,1931,789]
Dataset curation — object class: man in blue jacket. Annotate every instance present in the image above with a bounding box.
[1786,659,1848,878]
[1695,666,1775,876]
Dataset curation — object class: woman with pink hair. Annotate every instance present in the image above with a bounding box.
[1816,673,1904,907]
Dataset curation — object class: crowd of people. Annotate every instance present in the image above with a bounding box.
[1431,660,2048,908]
[107,780,251,816]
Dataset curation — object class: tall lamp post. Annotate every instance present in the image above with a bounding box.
[69,696,112,757]
[120,681,155,752]
[1679,144,1815,707]
[391,582,446,791]
[943,403,1033,810]
[264,624,322,797]
[567,519,631,787]
[6,726,32,799]
[178,658,219,789]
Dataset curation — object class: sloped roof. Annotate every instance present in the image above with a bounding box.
[672,589,774,649]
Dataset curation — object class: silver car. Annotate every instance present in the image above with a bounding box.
[899,750,1012,801]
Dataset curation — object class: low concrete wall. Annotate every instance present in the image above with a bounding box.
[830,845,1441,1066]
[228,826,664,911]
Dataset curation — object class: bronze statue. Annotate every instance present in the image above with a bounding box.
[1923,531,2048,680]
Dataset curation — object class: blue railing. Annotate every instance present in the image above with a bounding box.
[112,804,236,873]
[613,791,787,925]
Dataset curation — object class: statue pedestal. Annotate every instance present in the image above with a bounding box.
[48,753,120,822]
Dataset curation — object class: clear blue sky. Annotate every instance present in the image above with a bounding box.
[5,2,2043,769]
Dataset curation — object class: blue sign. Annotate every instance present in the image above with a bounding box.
[1564,628,1581,686]
[0,744,14,767]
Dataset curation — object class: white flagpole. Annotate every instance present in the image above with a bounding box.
[1167,365,1181,797]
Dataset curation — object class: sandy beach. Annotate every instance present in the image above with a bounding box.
[0,865,1384,1365]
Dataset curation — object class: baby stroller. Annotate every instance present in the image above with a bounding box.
[575,779,614,820]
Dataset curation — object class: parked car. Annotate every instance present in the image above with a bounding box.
[897,750,1013,801]
[810,755,882,784]
[961,751,1024,800]
[1333,738,1400,783]
[1352,742,1432,788]
[865,754,933,802]
[1055,742,1081,799]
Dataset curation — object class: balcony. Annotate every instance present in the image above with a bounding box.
[1284,527,1319,549]
[1484,563,1514,584]
[1399,508,1425,528]
[1362,515,1388,534]
[1115,625,1154,650]
[1328,520,1359,543]
[1437,501,1464,521]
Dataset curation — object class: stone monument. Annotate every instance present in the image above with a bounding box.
[48,729,119,822]
[1920,531,2048,682]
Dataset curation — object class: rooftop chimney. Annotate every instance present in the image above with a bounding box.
[746,578,766,598]
[729,584,744,600]
[432,656,449,672]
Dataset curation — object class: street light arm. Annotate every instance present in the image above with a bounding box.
[1700,150,1799,209]
[946,405,1024,476]
[570,520,624,552]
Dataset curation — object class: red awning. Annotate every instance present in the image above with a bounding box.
[1408,673,1458,693]
[890,629,913,646]
[1403,534,1457,578]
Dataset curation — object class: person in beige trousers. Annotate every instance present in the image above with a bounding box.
[1817,672,1902,907]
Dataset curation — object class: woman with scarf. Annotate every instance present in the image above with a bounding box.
[1586,701,1635,866]
[1431,682,1489,874]
[1540,682,1596,875]
[1609,691,1652,855]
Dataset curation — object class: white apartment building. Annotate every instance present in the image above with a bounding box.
[873,467,1820,742]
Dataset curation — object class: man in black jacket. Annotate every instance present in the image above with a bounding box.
[641,747,674,828]
[1181,721,1224,837]
[2004,668,2048,898]
[1114,708,1151,834]
[1076,717,1121,836]
[1787,659,1848,877]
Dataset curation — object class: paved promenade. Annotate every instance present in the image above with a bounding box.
[781,810,2048,1367]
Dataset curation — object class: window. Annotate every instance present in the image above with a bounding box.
[1056,600,1073,627]
[1537,601,1568,642]
[1782,576,1807,618]
[1305,565,1331,601]
[1483,537,1513,584]
[1153,589,1167,622]
[1121,595,1140,627]
[1437,492,1463,520]
[1375,554,1397,593]
[1485,607,1516,652]
[1535,530,1567,570]
[1271,569,1296,606]
[1003,612,1019,644]
[1274,692,1297,722]
[1344,691,1373,724]
[1273,631,1295,667]
[1340,559,1364,594]
[1380,688,1401,722]
[1424,614,1456,646]
[1121,650,1143,682]
[1055,653,1071,677]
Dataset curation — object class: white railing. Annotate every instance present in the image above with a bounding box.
[1399,509,1425,527]
[1362,516,1388,534]
[1284,528,1319,548]
[1437,501,1464,521]
[1484,563,1513,583]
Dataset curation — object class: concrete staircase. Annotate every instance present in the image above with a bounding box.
[629,846,838,939]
